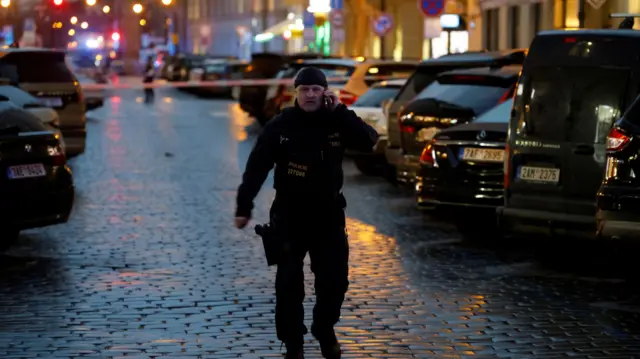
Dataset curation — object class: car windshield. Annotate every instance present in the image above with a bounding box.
[0,85,41,107]
[416,77,513,115]
[352,86,402,107]
[0,52,75,83]
[474,99,513,123]
[0,108,48,132]
[291,64,355,84]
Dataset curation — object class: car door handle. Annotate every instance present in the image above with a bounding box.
[573,144,595,155]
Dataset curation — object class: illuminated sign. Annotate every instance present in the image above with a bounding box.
[308,0,331,13]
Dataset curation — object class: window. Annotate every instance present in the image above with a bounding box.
[520,66,629,143]
[483,9,499,51]
[474,99,513,123]
[509,6,519,49]
[416,78,514,116]
[532,3,542,36]
[394,69,438,102]
[0,85,41,107]
[352,86,402,108]
[0,52,75,83]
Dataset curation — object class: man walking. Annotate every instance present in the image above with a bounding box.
[234,67,378,359]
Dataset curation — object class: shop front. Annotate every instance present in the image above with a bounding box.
[253,13,305,53]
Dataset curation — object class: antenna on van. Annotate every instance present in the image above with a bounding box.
[610,13,640,29]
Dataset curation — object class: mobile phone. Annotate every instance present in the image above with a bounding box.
[324,95,332,108]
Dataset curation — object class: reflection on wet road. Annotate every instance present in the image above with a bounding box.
[0,88,639,358]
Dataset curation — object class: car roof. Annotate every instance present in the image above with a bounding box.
[438,65,522,79]
[536,29,640,38]
[372,79,407,87]
[300,58,359,67]
[420,49,527,66]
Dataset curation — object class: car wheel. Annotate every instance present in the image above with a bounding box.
[0,228,20,252]
[354,158,379,176]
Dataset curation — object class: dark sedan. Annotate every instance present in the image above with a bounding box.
[415,99,512,239]
[0,103,74,250]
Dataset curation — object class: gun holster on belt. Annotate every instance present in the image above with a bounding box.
[254,222,281,266]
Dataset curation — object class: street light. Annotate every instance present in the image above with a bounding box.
[68,29,75,36]
[102,5,110,13]
[85,0,96,5]
[81,21,88,29]
[70,16,77,24]
[0,0,10,8]
[139,19,146,26]
[132,3,143,13]
[161,0,172,5]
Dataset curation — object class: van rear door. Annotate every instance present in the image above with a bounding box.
[508,34,635,216]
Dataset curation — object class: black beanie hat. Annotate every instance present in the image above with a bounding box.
[294,67,328,88]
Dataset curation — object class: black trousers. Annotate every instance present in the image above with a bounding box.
[271,198,349,345]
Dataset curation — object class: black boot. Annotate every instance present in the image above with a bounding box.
[283,341,304,359]
[311,324,341,359]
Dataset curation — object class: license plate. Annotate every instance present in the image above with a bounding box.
[459,147,505,162]
[7,163,46,179]
[39,97,62,107]
[518,166,560,183]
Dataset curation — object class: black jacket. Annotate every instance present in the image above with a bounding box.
[235,102,379,218]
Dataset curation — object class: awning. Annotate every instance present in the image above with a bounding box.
[254,18,304,42]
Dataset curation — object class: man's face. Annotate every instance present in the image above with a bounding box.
[296,85,325,112]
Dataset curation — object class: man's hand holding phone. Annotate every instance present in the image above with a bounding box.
[324,90,339,111]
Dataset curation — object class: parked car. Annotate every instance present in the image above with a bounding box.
[238,52,338,125]
[499,29,636,238]
[0,84,64,149]
[416,99,512,238]
[188,59,249,97]
[262,58,358,123]
[596,94,640,240]
[0,48,86,157]
[0,103,74,250]
[275,59,418,116]
[349,79,406,175]
[396,65,521,184]
[384,49,527,184]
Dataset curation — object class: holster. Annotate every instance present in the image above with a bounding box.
[254,222,282,266]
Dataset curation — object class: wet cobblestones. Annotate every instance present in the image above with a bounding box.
[0,88,639,358]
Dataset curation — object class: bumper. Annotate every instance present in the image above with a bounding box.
[61,126,86,157]
[596,209,640,238]
[1,184,74,230]
[396,154,420,184]
[416,176,503,210]
[497,206,595,236]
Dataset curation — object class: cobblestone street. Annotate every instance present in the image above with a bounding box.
[1,87,640,358]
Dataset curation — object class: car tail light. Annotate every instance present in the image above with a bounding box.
[606,127,631,151]
[419,140,435,165]
[48,144,66,166]
[498,86,514,104]
[504,142,511,189]
[339,89,357,106]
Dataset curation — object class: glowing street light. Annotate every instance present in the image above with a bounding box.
[85,0,96,5]
[68,29,75,36]
[139,19,146,26]
[161,0,172,5]
[102,5,110,13]
[0,0,10,8]
[80,21,88,29]
[132,3,142,13]
[70,16,77,24]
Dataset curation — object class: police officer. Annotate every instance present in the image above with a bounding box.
[234,67,378,359]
